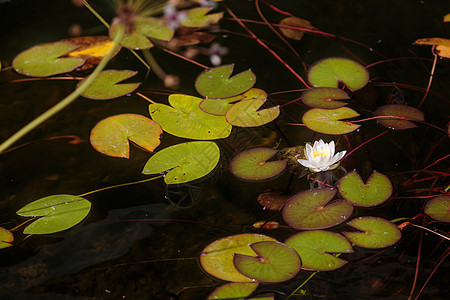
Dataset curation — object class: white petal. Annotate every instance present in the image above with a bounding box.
[305,144,314,159]
[298,159,314,168]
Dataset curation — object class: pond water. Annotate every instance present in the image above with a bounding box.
[0,0,449,299]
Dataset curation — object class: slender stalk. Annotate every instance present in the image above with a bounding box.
[0,26,125,153]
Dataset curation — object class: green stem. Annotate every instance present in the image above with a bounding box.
[0,25,125,154]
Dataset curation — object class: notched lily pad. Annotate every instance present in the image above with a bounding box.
[12,42,85,77]
[343,217,401,249]
[200,233,278,282]
[374,104,424,130]
[90,114,162,158]
[149,94,232,140]
[307,57,369,91]
[337,170,393,207]
[0,227,13,249]
[229,148,286,181]
[285,230,353,271]
[142,141,220,184]
[225,98,280,127]
[80,70,140,100]
[424,195,450,223]
[233,241,301,283]
[281,188,353,230]
[207,282,260,300]
[301,87,350,109]
[195,64,256,99]
[302,107,360,135]
[181,7,223,28]
[16,195,91,235]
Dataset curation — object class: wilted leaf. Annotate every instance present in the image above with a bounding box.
[414,37,450,58]
[80,70,140,100]
[279,17,314,40]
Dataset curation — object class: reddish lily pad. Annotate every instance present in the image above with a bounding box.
[307,57,369,91]
[142,141,220,184]
[90,114,162,158]
[302,107,360,135]
[301,87,350,109]
[200,233,278,282]
[195,64,256,99]
[16,195,91,235]
[281,188,353,230]
[149,94,232,140]
[285,230,353,271]
[233,241,301,283]
[229,148,287,181]
[181,7,223,28]
[343,217,401,249]
[0,227,13,249]
[79,70,140,100]
[207,282,260,300]
[225,98,280,127]
[12,42,85,77]
[279,17,314,41]
[424,196,450,223]
[337,170,393,207]
[374,104,424,130]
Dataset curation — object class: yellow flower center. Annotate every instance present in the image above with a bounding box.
[313,151,329,158]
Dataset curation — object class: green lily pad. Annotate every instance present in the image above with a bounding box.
[233,241,301,283]
[374,104,424,130]
[149,94,232,140]
[12,42,85,77]
[0,227,13,249]
[90,114,162,158]
[337,170,393,207]
[181,7,223,28]
[195,64,256,99]
[282,188,353,230]
[225,98,280,127]
[79,70,140,100]
[16,195,91,235]
[110,17,174,50]
[229,148,286,181]
[424,195,450,223]
[301,87,350,109]
[207,282,259,300]
[302,107,360,135]
[307,57,369,91]
[285,230,353,271]
[200,233,278,282]
[343,217,401,249]
[142,141,220,184]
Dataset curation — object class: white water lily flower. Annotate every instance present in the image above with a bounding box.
[297,139,346,172]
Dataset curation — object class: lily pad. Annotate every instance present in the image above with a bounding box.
[0,227,13,249]
[307,57,369,91]
[343,217,401,249]
[149,94,232,140]
[16,195,91,235]
[285,230,353,271]
[229,148,286,181]
[195,64,256,99]
[301,87,350,109]
[337,170,393,207]
[207,282,259,300]
[281,188,353,230]
[374,104,424,130]
[233,241,301,283]
[181,7,223,28]
[225,98,280,127]
[110,17,174,50]
[200,233,278,282]
[79,70,140,100]
[142,141,220,184]
[90,114,162,158]
[12,42,85,77]
[302,107,360,135]
[424,195,450,223]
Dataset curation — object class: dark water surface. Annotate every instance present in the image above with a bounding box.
[0,0,449,299]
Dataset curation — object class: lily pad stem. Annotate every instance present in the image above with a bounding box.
[0,25,125,154]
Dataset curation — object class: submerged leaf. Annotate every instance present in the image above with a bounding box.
[279,17,314,40]
[302,107,360,135]
[195,64,256,99]
[90,114,162,158]
[16,195,91,235]
[374,104,424,130]
[142,141,220,184]
[12,42,85,77]
[80,70,140,100]
[149,94,231,140]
